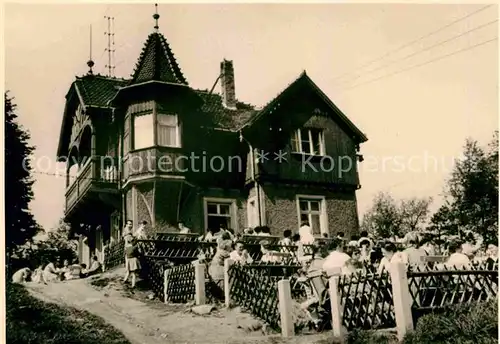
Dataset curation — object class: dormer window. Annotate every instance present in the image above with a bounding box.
[157,114,180,148]
[132,113,180,150]
[291,128,325,155]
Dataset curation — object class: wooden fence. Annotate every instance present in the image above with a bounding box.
[338,271,396,331]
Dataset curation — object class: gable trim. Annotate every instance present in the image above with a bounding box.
[243,72,368,143]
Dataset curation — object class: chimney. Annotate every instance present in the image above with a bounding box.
[220,59,236,109]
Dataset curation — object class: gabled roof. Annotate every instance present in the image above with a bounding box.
[243,71,368,143]
[74,74,128,107]
[57,74,127,159]
[128,32,188,86]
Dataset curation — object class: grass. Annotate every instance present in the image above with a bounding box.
[6,283,131,344]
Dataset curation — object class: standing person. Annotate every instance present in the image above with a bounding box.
[123,238,141,288]
[135,220,148,239]
[209,239,232,282]
[299,221,315,245]
[122,220,133,239]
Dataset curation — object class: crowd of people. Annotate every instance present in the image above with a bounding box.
[189,220,499,284]
[11,256,102,285]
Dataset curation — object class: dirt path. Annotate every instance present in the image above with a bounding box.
[26,269,332,344]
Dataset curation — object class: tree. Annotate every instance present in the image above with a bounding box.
[361,192,432,239]
[430,133,498,246]
[5,92,40,253]
[399,197,433,234]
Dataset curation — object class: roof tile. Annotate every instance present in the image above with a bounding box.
[75,75,128,107]
[195,90,258,131]
[129,32,188,86]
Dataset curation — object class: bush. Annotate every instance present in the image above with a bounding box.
[6,283,131,344]
[347,329,398,344]
[403,299,498,344]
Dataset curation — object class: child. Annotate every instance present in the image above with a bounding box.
[123,238,141,288]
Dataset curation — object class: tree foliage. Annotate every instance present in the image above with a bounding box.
[5,92,40,252]
[430,132,499,246]
[361,192,432,239]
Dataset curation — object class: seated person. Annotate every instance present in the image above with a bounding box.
[178,222,191,234]
[31,265,47,284]
[43,259,60,282]
[84,256,102,277]
[229,241,253,264]
[260,240,282,263]
[446,241,471,269]
[65,263,84,280]
[279,230,293,246]
[12,267,31,284]
[80,263,88,277]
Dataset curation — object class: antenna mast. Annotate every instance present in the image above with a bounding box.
[87,24,95,74]
[104,16,115,77]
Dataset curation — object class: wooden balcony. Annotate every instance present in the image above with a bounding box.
[65,156,119,217]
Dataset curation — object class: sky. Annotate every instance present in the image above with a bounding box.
[4,3,498,232]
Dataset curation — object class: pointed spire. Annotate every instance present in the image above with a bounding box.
[87,24,95,75]
[153,3,160,32]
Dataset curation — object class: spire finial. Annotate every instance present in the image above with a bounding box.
[87,24,94,74]
[153,4,160,32]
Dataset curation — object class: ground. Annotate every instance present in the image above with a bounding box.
[25,267,334,344]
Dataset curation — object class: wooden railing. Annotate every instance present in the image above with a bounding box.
[65,156,119,213]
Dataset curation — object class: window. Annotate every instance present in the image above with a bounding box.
[204,198,236,231]
[291,128,325,155]
[157,114,180,147]
[133,113,154,150]
[296,196,327,236]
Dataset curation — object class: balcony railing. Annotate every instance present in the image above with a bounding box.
[65,156,119,214]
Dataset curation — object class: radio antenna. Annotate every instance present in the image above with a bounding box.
[104,16,115,77]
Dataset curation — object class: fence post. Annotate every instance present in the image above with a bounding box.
[164,268,171,304]
[277,279,294,337]
[194,262,206,305]
[328,275,344,343]
[224,258,234,308]
[390,261,414,341]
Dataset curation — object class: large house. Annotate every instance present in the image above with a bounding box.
[56,12,368,265]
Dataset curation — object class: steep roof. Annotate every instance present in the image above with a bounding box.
[128,32,188,86]
[73,74,128,107]
[243,71,368,143]
[57,74,127,159]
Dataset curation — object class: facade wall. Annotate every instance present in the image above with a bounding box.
[261,183,359,238]
[153,180,183,232]
[135,182,155,235]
